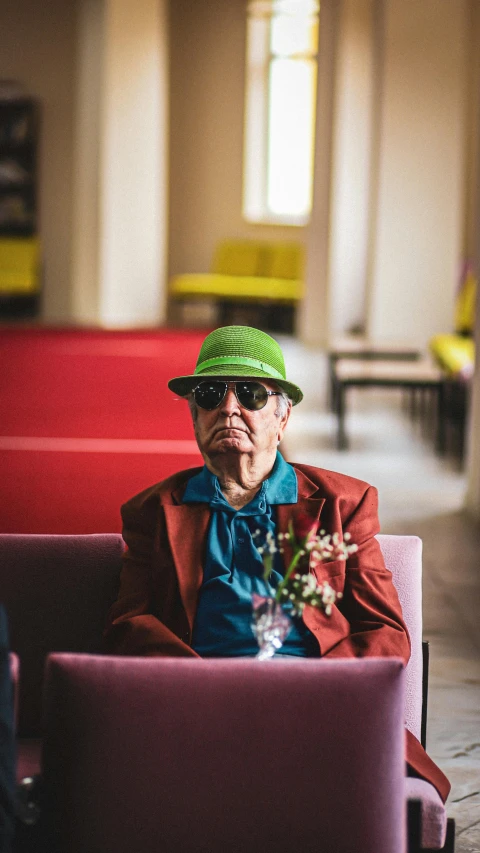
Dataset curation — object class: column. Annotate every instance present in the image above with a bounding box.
[298,0,340,347]
[71,0,169,327]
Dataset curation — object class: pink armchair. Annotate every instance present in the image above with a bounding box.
[0,532,454,851]
[378,534,454,852]
[41,654,406,853]
[0,533,124,777]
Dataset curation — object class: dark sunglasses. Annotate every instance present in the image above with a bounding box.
[192,380,282,411]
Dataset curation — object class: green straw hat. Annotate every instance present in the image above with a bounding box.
[168,325,303,405]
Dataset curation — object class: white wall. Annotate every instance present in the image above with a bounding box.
[300,0,339,347]
[328,0,374,338]
[368,0,468,346]
[99,0,168,327]
[71,0,104,324]
[71,0,169,328]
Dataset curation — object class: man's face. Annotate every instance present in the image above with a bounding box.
[190,378,291,463]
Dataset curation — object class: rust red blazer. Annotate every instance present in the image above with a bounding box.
[105,462,450,803]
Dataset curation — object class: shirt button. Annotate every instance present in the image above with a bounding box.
[238,537,245,543]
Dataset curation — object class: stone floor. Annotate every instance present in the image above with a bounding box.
[280,337,480,853]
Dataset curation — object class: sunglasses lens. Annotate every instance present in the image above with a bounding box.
[193,380,270,411]
[193,381,226,410]
[236,382,269,410]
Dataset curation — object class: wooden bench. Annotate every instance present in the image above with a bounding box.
[333,358,446,451]
[328,336,421,410]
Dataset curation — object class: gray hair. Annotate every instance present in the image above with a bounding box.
[274,391,291,419]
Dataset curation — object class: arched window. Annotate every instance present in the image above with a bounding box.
[243,0,320,226]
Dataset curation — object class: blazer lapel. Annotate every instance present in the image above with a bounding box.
[276,467,325,573]
[163,503,210,631]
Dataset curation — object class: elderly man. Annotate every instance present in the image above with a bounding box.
[105,324,449,802]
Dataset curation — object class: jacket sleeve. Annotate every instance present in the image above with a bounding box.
[306,486,411,664]
[103,493,199,658]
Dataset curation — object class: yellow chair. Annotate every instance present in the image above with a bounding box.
[0,237,40,295]
[454,263,476,335]
[429,333,474,379]
[428,266,475,460]
[429,265,476,379]
[169,239,304,331]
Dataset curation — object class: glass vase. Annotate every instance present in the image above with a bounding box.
[251,594,292,660]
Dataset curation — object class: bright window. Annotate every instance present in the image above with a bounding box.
[243,0,320,226]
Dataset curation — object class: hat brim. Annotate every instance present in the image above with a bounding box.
[168,365,303,406]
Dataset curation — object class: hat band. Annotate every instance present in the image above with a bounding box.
[195,355,285,381]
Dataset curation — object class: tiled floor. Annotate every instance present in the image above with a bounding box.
[280,337,480,853]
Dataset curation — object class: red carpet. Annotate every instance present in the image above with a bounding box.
[0,327,205,533]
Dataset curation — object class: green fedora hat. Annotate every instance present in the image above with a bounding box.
[168,325,303,405]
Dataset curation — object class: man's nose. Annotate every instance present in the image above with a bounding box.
[220,387,241,414]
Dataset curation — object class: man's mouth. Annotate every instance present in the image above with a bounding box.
[215,426,246,435]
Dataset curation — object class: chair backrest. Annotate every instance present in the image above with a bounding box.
[0,532,422,742]
[0,533,124,735]
[377,534,423,742]
[212,239,304,280]
[212,240,263,276]
[42,654,406,853]
[0,236,40,294]
[454,261,476,334]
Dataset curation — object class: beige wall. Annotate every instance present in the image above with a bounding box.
[168,0,306,283]
[0,0,77,321]
[368,0,468,346]
[71,0,104,324]
[465,0,480,520]
[0,0,475,352]
[328,0,375,338]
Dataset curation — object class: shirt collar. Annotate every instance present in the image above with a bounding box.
[265,450,298,504]
[182,451,297,507]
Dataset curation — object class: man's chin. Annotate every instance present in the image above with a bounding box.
[210,437,249,453]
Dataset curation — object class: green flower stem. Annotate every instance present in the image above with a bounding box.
[274,548,304,603]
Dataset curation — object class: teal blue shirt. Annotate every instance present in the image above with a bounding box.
[183,451,317,657]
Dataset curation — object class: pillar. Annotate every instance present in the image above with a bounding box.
[71,0,169,327]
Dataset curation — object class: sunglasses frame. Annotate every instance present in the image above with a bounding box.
[192,380,282,411]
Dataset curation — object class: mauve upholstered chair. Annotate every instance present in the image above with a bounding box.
[0,532,453,850]
[40,654,406,853]
[377,534,454,852]
[0,533,124,778]
[0,606,16,852]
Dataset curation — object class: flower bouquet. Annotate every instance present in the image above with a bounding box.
[252,518,357,660]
